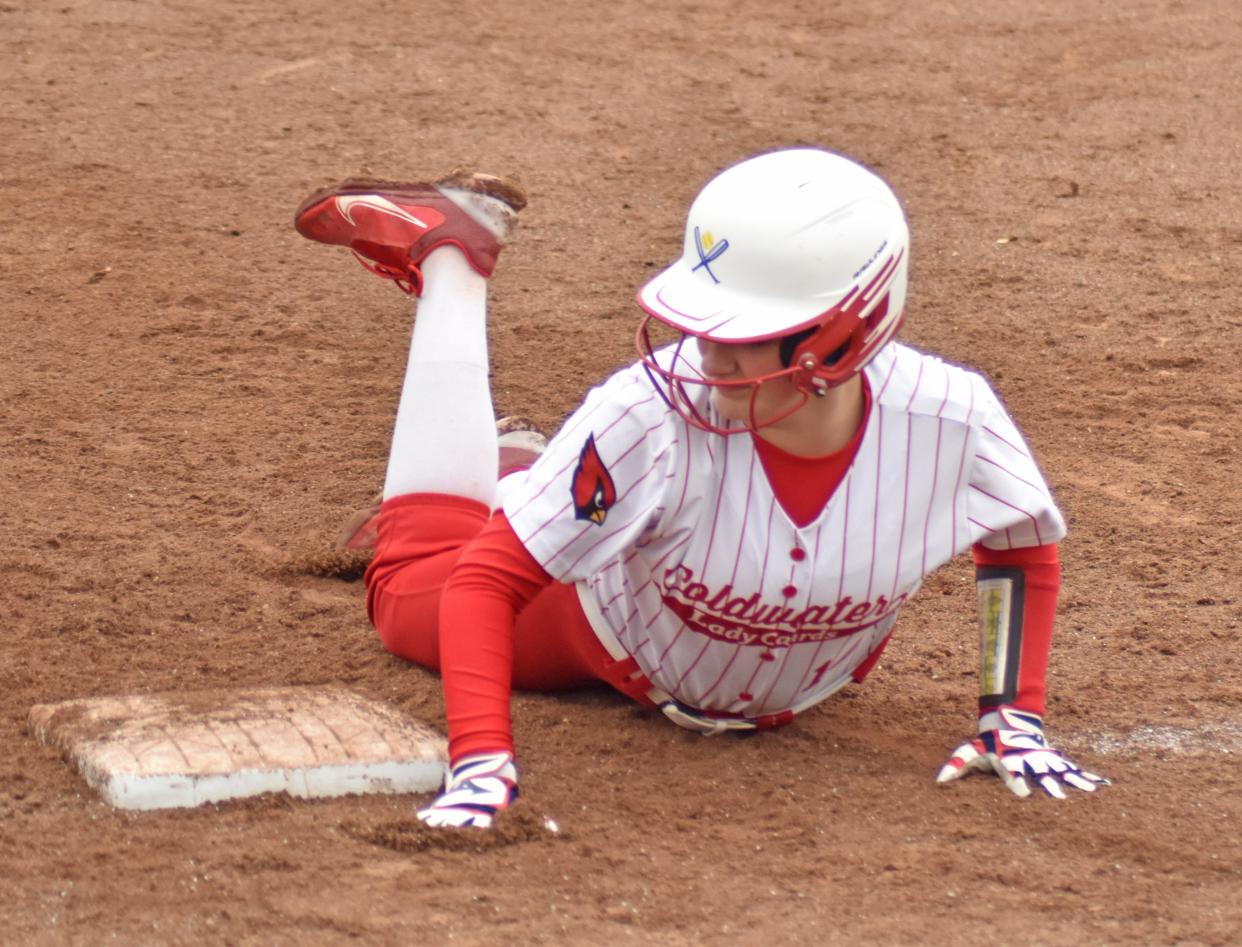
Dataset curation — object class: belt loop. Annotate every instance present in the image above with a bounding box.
[598,655,660,706]
[754,710,796,730]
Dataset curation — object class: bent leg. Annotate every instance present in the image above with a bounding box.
[365,227,503,663]
[365,494,490,669]
[365,492,611,686]
[359,206,613,692]
[367,490,613,692]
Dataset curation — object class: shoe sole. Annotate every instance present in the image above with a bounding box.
[294,171,527,286]
[293,171,527,226]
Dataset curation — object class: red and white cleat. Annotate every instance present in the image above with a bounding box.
[293,171,527,295]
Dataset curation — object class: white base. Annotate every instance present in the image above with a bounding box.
[30,687,449,811]
[97,758,446,811]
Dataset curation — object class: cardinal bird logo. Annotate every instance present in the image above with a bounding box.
[571,434,617,525]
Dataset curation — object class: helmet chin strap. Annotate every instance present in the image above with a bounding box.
[637,314,855,435]
[744,377,812,433]
[801,356,831,398]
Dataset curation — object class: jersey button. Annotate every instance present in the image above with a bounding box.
[790,547,806,562]
[782,584,797,598]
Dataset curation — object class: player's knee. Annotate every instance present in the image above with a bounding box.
[369,594,441,670]
[374,617,407,659]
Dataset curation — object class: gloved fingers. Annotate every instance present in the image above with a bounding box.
[1061,772,1100,793]
[436,775,512,809]
[1036,772,1068,800]
[1053,756,1109,788]
[935,740,989,783]
[417,804,497,829]
[416,751,518,830]
[1015,750,1110,797]
[1023,749,1110,792]
[1081,769,1111,787]
[989,755,1033,798]
[1062,769,1110,792]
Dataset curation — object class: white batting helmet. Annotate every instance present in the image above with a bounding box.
[636,148,909,429]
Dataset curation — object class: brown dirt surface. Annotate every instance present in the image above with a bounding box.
[2,0,1240,943]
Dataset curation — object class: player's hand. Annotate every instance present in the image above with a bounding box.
[935,707,1109,799]
[417,751,519,828]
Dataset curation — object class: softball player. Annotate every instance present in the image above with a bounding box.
[294,149,1107,828]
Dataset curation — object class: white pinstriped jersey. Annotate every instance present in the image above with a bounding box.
[502,342,1066,719]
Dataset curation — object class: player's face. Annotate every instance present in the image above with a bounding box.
[696,338,802,423]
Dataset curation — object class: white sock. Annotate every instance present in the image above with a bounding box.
[383,246,498,506]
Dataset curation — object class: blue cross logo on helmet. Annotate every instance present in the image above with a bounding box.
[691,226,729,284]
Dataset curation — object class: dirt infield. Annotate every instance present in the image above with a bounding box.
[2,0,1240,943]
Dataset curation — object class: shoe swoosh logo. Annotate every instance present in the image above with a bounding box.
[336,195,430,229]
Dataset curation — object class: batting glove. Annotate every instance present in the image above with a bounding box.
[936,706,1109,799]
[417,751,519,829]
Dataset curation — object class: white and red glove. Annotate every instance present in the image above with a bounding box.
[936,706,1109,799]
[417,751,518,828]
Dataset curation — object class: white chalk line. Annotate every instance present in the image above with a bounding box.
[1066,722,1242,757]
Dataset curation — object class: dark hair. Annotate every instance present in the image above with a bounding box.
[778,328,816,367]
[778,328,849,368]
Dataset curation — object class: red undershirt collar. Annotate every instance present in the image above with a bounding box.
[750,378,874,528]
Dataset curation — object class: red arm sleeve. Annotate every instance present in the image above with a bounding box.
[971,542,1060,718]
[439,512,555,762]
